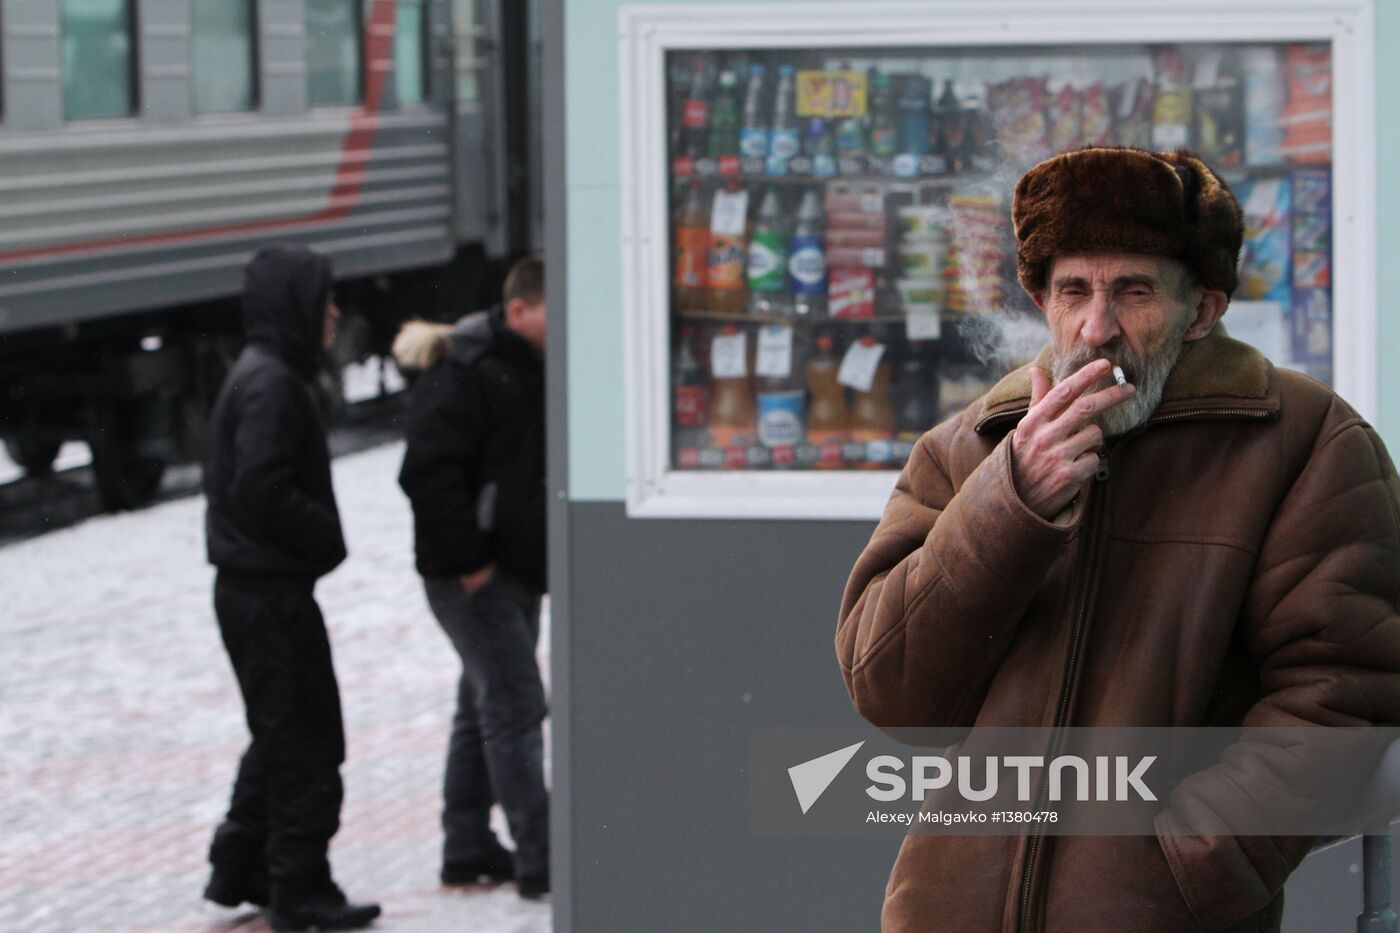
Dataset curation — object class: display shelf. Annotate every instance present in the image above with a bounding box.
[676,309,914,325]
[671,161,995,187]
[623,7,1368,520]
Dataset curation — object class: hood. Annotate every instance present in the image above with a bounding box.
[446,308,496,368]
[445,305,537,369]
[241,244,333,377]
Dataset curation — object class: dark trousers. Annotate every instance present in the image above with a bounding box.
[423,570,548,878]
[208,571,346,901]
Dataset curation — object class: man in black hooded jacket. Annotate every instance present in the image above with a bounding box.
[397,255,549,899]
[202,244,380,930]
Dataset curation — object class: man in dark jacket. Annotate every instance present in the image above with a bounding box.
[203,244,380,931]
[397,255,549,899]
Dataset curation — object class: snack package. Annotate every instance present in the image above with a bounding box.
[1288,168,1331,362]
[1046,80,1082,154]
[1194,68,1244,167]
[987,76,1050,163]
[1291,167,1332,215]
[1235,178,1291,303]
[1112,77,1153,149]
[1080,83,1112,146]
[830,267,876,317]
[1243,46,1285,167]
[943,192,1006,314]
[1281,44,1331,164]
[1291,287,1331,363]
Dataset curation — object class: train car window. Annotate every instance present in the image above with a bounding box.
[193,0,257,113]
[306,0,363,107]
[395,0,427,104]
[452,0,479,104]
[61,0,136,120]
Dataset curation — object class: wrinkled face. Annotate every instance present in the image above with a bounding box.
[507,297,547,354]
[323,299,341,351]
[1036,253,1198,436]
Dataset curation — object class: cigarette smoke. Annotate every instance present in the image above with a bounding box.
[956,309,1049,370]
[943,160,1050,370]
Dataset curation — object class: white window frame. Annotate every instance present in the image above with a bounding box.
[618,0,1377,520]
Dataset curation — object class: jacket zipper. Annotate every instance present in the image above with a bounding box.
[1016,446,1111,932]
[978,406,1271,434]
[1146,408,1272,424]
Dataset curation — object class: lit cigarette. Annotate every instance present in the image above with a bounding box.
[1112,365,1127,387]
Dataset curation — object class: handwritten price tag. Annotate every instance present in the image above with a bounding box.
[755,325,794,378]
[905,309,942,341]
[711,331,748,379]
[710,188,749,237]
[838,339,885,392]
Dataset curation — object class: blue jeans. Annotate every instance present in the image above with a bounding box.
[423,570,548,878]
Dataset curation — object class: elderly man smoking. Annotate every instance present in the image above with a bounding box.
[837,147,1400,933]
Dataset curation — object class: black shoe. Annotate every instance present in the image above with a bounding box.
[265,895,381,931]
[203,867,268,908]
[441,847,516,886]
[517,870,549,901]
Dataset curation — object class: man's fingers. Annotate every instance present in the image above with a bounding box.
[1063,423,1104,460]
[1035,359,1113,421]
[1029,367,1050,409]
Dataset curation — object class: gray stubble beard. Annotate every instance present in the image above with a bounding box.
[1050,316,1189,437]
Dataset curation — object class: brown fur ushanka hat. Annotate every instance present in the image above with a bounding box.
[1012,147,1244,297]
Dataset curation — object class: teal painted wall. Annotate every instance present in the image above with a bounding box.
[1375,1,1399,446]
[567,2,1400,501]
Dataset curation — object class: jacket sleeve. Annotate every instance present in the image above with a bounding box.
[836,426,1079,732]
[1155,414,1400,930]
[397,365,494,575]
[229,371,345,566]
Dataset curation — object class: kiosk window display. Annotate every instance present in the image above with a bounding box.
[620,5,1373,518]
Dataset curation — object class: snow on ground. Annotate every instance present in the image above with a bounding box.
[0,441,551,933]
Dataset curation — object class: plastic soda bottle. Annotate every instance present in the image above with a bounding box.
[680,59,711,159]
[789,189,828,318]
[746,187,789,315]
[707,325,755,450]
[850,335,895,468]
[756,329,805,456]
[708,69,741,159]
[869,72,898,158]
[740,64,770,159]
[673,324,712,453]
[897,75,932,156]
[892,346,937,464]
[805,117,837,176]
[706,182,749,315]
[767,65,801,174]
[805,333,848,467]
[674,180,710,312]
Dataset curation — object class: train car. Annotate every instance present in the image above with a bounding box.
[0,0,538,508]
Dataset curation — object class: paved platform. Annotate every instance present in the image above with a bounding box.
[0,442,551,933]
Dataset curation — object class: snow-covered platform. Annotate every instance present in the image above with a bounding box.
[0,442,551,933]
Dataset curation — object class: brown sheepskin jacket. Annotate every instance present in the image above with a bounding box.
[837,329,1400,932]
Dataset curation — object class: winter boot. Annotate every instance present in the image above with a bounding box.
[517,868,549,901]
[203,866,269,908]
[266,881,381,932]
[441,844,516,885]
